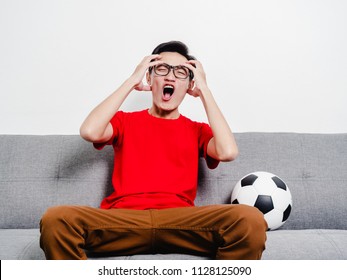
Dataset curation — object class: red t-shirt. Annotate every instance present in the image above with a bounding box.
[94,109,219,210]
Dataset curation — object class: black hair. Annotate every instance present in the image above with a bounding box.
[151,41,196,61]
[149,41,195,80]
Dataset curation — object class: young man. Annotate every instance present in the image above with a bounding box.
[40,41,267,260]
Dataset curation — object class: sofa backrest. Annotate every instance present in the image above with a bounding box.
[0,133,346,230]
[0,135,114,229]
[196,133,347,230]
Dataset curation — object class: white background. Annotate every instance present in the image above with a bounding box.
[1,0,346,134]
[2,260,346,280]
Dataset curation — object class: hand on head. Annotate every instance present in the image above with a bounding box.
[131,54,162,91]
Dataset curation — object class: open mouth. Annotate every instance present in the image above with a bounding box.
[162,85,174,101]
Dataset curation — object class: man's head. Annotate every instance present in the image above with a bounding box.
[146,41,196,117]
[148,41,195,80]
[151,41,195,60]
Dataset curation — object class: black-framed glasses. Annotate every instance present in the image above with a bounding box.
[151,63,193,80]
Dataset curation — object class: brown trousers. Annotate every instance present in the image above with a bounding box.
[39,204,267,260]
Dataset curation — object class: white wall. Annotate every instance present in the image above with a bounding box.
[1,0,346,134]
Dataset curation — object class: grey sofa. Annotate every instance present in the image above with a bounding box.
[1,133,346,260]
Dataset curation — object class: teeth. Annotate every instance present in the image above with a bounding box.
[163,85,174,96]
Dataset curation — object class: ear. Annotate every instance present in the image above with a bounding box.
[188,80,195,91]
[146,71,151,85]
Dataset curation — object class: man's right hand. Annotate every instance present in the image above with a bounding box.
[129,54,162,91]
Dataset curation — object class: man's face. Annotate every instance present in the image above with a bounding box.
[147,52,193,115]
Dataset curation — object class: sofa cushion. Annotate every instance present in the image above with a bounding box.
[0,229,45,260]
[262,229,347,259]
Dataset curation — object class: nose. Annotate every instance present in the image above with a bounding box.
[165,69,176,81]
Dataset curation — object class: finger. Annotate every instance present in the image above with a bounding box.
[183,62,196,72]
[135,55,162,76]
[145,54,161,61]
[135,84,152,92]
[141,85,152,91]
[186,60,197,66]
[148,59,163,68]
[184,61,201,73]
[147,54,162,63]
[187,88,199,97]
[138,55,161,69]
[185,60,203,69]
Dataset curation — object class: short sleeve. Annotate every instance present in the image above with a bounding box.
[198,123,220,169]
[93,111,124,150]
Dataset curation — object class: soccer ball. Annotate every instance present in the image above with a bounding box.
[231,171,292,230]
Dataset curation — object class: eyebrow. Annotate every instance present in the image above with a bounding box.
[157,62,188,68]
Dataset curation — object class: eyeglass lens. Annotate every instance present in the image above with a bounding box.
[154,64,189,79]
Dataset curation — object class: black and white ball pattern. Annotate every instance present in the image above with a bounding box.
[231,171,292,230]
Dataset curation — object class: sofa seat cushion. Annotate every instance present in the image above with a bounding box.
[0,229,45,260]
[0,229,209,260]
[263,229,347,259]
[87,252,209,260]
[1,228,346,260]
